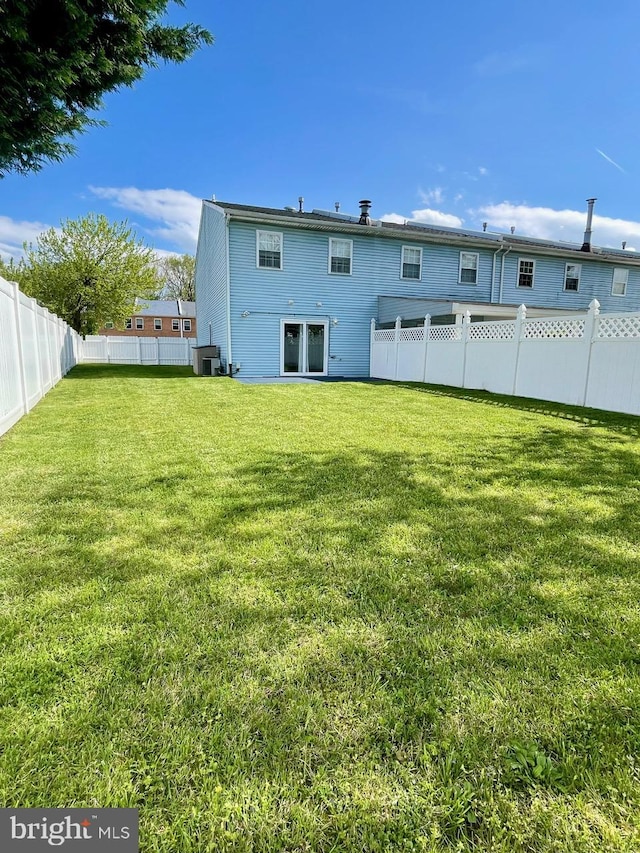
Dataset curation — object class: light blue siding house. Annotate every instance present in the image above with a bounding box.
[195,199,640,378]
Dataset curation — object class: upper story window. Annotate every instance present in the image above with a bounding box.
[564,263,581,292]
[401,246,422,280]
[257,230,282,269]
[104,321,114,329]
[329,238,352,274]
[517,258,535,288]
[183,319,192,332]
[125,319,132,329]
[459,252,478,285]
[154,318,162,331]
[612,267,628,296]
[172,319,180,331]
[135,317,144,330]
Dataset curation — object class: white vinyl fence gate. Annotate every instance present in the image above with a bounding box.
[370,301,640,416]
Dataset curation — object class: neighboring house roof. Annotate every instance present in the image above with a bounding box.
[132,299,196,318]
[209,200,640,267]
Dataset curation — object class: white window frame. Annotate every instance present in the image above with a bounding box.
[135,317,144,330]
[564,263,581,292]
[459,252,479,285]
[172,319,180,331]
[183,319,192,332]
[612,267,628,297]
[256,230,283,270]
[154,318,162,331]
[517,258,536,288]
[328,238,353,275]
[400,246,422,281]
[124,318,132,330]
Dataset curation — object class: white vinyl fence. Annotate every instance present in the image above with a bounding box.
[0,276,82,438]
[82,335,195,365]
[370,300,640,416]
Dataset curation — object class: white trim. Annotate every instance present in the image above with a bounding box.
[328,237,353,275]
[517,257,536,288]
[226,213,233,367]
[400,245,422,281]
[154,318,162,330]
[182,319,192,332]
[612,267,628,296]
[256,229,283,270]
[171,318,180,331]
[280,318,329,376]
[458,251,479,285]
[563,262,581,292]
[135,317,144,330]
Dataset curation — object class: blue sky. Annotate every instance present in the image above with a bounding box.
[4,0,640,258]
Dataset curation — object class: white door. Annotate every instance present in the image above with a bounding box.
[281,320,328,376]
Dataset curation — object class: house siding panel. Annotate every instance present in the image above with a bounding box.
[195,202,228,362]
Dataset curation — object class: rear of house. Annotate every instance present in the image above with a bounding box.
[195,199,640,378]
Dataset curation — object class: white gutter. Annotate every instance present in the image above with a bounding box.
[499,247,512,304]
[225,212,233,369]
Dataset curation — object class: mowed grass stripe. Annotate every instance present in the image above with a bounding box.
[0,364,639,852]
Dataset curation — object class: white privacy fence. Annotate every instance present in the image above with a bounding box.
[370,301,640,416]
[0,276,82,438]
[82,335,195,365]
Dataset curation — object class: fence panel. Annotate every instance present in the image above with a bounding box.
[83,336,194,366]
[370,302,640,416]
[0,276,82,439]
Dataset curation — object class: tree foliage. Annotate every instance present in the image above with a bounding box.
[20,214,161,335]
[158,254,196,301]
[0,1,213,176]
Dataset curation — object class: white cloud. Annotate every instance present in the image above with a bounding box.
[476,202,640,249]
[473,45,547,77]
[419,187,445,205]
[89,186,202,251]
[0,215,53,260]
[381,208,464,229]
[478,167,489,176]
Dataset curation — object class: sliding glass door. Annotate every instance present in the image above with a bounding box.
[281,320,328,375]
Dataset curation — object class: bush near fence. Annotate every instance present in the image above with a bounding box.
[370,300,640,416]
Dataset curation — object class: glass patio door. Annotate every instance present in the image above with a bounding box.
[281,320,328,375]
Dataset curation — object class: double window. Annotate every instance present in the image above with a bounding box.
[257,231,283,269]
[517,258,535,288]
[612,267,628,296]
[459,252,478,285]
[329,238,352,274]
[564,263,581,292]
[401,246,422,280]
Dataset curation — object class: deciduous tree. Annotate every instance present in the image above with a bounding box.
[158,254,196,301]
[0,1,213,175]
[21,214,161,335]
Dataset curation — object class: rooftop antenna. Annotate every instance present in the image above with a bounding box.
[298,196,304,213]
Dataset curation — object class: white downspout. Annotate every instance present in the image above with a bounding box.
[491,241,503,303]
[499,246,512,304]
[225,213,233,369]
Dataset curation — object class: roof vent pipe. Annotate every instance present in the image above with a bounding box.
[359,199,372,225]
[335,202,340,212]
[581,198,597,252]
[298,196,304,214]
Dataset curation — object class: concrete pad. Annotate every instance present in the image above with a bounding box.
[233,376,322,384]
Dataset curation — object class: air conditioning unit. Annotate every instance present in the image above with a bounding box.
[192,345,221,375]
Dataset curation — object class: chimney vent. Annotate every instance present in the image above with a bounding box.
[482,222,487,232]
[298,196,304,214]
[335,202,340,212]
[580,198,597,252]
[510,226,515,234]
[359,199,372,225]
[622,241,627,250]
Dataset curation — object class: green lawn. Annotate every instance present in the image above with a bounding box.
[1,365,640,852]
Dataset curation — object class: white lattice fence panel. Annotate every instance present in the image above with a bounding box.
[468,321,515,341]
[399,327,425,342]
[429,326,462,342]
[597,315,640,338]
[373,329,395,342]
[523,318,584,339]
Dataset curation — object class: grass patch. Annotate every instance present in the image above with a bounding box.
[1,364,640,851]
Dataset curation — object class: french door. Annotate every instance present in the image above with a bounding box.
[280,320,328,376]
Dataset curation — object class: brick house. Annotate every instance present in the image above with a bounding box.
[99,299,196,338]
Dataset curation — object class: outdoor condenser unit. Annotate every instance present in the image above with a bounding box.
[192,345,220,376]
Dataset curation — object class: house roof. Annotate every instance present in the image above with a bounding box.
[133,299,196,318]
[208,200,640,267]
